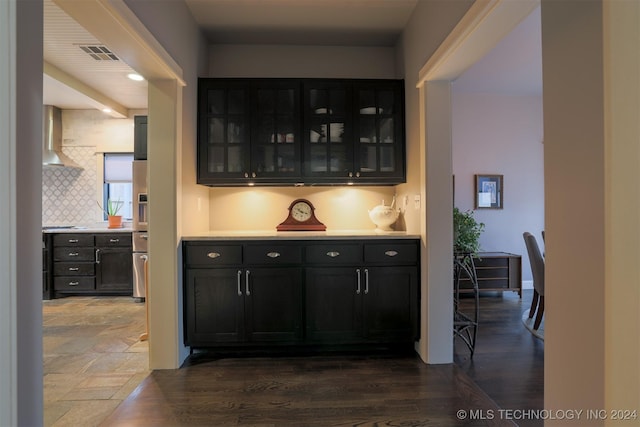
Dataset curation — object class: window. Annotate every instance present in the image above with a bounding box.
[103,153,133,220]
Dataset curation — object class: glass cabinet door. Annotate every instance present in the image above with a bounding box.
[198,80,250,183]
[304,82,352,179]
[251,82,300,180]
[354,82,404,181]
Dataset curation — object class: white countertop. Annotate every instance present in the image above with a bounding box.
[42,224,134,233]
[182,230,420,241]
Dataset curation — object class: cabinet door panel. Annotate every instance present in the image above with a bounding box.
[364,267,418,342]
[185,269,244,345]
[198,80,251,183]
[305,267,362,343]
[251,82,301,180]
[96,248,132,293]
[245,268,303,343]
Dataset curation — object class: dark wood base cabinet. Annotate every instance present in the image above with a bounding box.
[183,238,420,350]
[47,232,133,298]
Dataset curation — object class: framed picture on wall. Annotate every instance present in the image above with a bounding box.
[475,174,503,209]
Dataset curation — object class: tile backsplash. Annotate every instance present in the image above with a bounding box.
[42,109,144,226]
[42,146,98,225]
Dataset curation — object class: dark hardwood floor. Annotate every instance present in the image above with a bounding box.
[455,289,544,427]
[103,290,542,427]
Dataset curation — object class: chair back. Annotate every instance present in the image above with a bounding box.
[523,232,545,296]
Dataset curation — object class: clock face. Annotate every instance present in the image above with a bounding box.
[291,201,312,222]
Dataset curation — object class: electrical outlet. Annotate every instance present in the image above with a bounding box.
[414,195,421,209]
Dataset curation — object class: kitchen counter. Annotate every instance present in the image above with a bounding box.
[182,230,420,241]
[43,225,133,233]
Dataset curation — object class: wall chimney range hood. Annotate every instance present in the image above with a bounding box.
[43,105,82,169]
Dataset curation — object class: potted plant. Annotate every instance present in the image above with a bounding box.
[98,199,124,229]
[453,207,484,256]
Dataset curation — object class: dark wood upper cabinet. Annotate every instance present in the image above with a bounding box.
[197,78,405,186]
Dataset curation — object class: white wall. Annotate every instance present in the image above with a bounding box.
[542,0,640,419]
[123,0,209,368]
[452,92,544,282]
[3,0,44,424]
[398,0,474,363]
[209,44,396,79]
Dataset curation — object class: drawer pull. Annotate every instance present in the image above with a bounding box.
[326,251,340,258]
[68,281,79,286]
[356,269,361,294]
[68,239,79,243]
[237,270,242,296]
[68,252,79,257]
[384,250,399,257]
[68,267,79,272]
[109,238,120,243]
[266,252,281,258]
[207,252,221,259]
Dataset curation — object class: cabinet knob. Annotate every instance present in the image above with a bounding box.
[207,252,221,259]
[384,250,399,257]
[266,252,281,258]
[326,251,340,258]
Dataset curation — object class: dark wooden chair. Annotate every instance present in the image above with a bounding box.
[523,232,545,331]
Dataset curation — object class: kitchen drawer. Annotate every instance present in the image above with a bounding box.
[53,234,94,247]
[364,243,418,264]
[245,244,302,265]
[305,243,362,265]
[185,244,242,266]
[53,247,95,262]
[95,233,132,247]
[474,256,508,267]
[53,262,95,276]
[54,276,95,291]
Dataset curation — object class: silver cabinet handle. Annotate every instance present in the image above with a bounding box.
[68,267,79,272]
[141,234,148,240]
[69,281,79,286]
[207,252,221,259]
[237,270,242,296]
[364,268,369,294]
[68,239,79,243]
[385,250,398,257]
[68,252,79,257]
[141,254,148,261]
[326,251,340,258]
[95,249,101,264]
[246,270,251,295]
[267,252,281,258]
[110,238,120,243]
[356,268,361,294]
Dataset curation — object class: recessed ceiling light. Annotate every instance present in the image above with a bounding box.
[127,73,144,82]
[102,107,112,113]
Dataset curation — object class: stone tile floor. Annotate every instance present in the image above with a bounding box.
[43,296,149,427]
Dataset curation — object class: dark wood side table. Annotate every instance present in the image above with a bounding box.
[457,252,522,297]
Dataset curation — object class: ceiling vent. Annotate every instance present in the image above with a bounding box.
[78,45,119,61]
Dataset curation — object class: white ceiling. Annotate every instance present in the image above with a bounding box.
[43,0,541,112]
[184,0,418,46]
